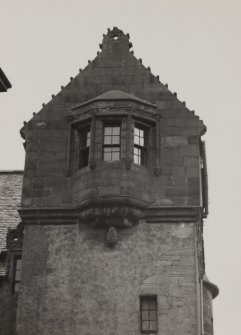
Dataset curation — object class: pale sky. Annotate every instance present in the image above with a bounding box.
[1,0,241,334]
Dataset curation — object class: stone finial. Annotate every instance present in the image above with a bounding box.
[182,101,186,106]
[52,94,55,98]
[156,75,159,80]
[61,86,64,89]
[23,121,27,125]
[174,92,177,97]
[147,66,151,71]
[102,27,132,53]
[88,60,91,64]
[70,77,73,81]
[139,58,142,63]
[79,68,82,72]
[165,83,168,88]
[42,103,46,107]
[33,112,36,116]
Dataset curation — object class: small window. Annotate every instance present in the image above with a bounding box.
[134,125,147,166]
[140,296,157,333]
[12,256,22,293]
[79,126,91,168]
[103,125,120,161]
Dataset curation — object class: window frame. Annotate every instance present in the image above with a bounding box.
[103,123,121,162]
[12,255,22,293]
[134,123,148,166]
[78,124,91,169]
[140,295,158,334]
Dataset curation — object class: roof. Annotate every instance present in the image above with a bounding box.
[72,90,157,110]
[0,171,23,276]
[0,68,12,92]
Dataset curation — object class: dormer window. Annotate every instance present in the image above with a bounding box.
[79,125,91,168]
[134,125,147,166]
[103,125,120,161]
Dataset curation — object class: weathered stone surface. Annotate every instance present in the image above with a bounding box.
[17,222,198,335]
[0,27,218,335]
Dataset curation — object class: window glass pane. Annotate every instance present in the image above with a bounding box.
[79,127,91,149]
[142,321,149,331]
[134,147,140,156]
[86,131,91,146]
[140,129,144,138]
[150,321,157,331]
[112,127,120,135]
[134,127,140,136]
[112,136,120,144]
[134,155,140,164]
[149,300,157,310]
[140,137,144,147]
[142,311,149,320]
[140,150,146,166]
[15,270,21,281]
[104,127,112,135]
[112,152,120,161]
[104,135,112,144]
[141,299,150,310]
[104,152,112,161]
[134,135,140,145]
[16,259,22,270]
[150,311,157,321]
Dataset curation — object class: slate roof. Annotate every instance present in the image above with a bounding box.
[0,171,23,276]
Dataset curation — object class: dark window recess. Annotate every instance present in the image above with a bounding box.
[79,126,91,168]
[103,126,120,161]
[140,296,157,333]
[12,256,22,293]
[134,126,147,166]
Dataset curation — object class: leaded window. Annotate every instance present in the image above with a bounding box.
[140,296,157,333]
[103,125,120,161]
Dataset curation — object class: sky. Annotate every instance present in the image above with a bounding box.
[1,0,241,333]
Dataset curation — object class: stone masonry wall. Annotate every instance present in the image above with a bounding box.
[21,28,204,209]
[0,280,18,335]
[17,221,199,335]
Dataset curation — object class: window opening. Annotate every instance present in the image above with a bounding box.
[12,256,22,293]
[140,296,157,333]
[103,125,120,161]
[134,125,147,166]
[79,125,91,168]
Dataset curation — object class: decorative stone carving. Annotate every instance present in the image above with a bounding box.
[106,226,118,247]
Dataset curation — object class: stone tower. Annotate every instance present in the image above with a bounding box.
[17,27,218,335]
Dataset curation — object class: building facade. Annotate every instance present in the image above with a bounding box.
[0,27,218,335]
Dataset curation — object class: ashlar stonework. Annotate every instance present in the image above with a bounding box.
[0,27,218,335]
